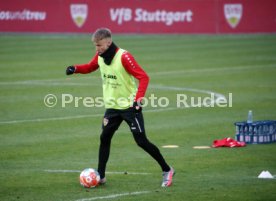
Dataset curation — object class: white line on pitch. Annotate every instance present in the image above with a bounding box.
[150,63,276,76]
[0,106,191,125]
[0,114,103,124]
[44,169,80,173]
[106,171,151,175]
[75,191,151,201]
[0,85,225,124]
[0,63,274,86]
[44,169,151,175]
[0,106,180,125]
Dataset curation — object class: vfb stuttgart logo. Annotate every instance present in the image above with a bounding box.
[224,4,243,29]
[70,4,88,28]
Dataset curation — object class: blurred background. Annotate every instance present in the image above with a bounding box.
[0,0,275,34]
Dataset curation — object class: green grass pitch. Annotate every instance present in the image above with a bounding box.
[0,34,276,201]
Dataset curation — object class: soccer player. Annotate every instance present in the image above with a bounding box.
[65,28,174,187]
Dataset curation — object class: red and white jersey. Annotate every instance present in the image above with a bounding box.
[74,49,149,102]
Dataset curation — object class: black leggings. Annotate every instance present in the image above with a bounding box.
[97,108,170,178]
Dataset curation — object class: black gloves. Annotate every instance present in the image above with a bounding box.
[66,66,75,75]
[133,101,142,113]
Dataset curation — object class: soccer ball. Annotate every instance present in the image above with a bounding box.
[79,168,100,188]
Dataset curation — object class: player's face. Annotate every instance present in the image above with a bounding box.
[93,38,112,55]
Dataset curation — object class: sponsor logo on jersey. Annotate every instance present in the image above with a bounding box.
[103,74,117,80]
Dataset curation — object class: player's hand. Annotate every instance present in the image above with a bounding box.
[66,66,75,75]
[132,101,142,113]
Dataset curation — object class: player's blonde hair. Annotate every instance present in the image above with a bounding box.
[92,28,112,42]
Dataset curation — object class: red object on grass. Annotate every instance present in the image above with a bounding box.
[212,137,246,148]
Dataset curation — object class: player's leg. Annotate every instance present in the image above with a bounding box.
[122,109,171,172]
[122,109,175,187]
[97,109,123,181]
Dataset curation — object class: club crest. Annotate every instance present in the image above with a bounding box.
[70,4,88,28]
[224,4,243,29]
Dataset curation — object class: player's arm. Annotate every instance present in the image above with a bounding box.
[66,54,99,75]
[121,52,150,106]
